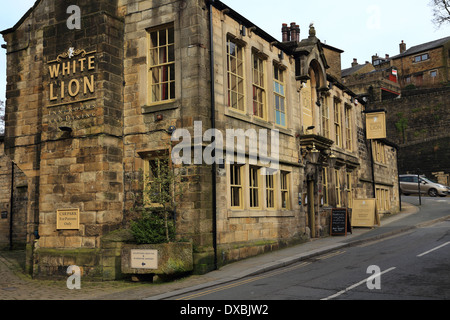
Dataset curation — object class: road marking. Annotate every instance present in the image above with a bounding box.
[417,241,450,257]
[321,267,396,301]
[176,262,311,300]
[316,251,346,261]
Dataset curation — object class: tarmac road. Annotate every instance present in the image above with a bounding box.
[170,219,450,300]
[0,196,448,301]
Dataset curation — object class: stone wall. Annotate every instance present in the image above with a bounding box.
[120,0,216,273]
[2,0,125,274]
[0,138,28,249]
[369,87,450,180]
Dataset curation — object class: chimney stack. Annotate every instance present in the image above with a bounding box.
[282,23,290,42]
[352,58,358,67]
[290,22,300,42]
[400,40,406,54]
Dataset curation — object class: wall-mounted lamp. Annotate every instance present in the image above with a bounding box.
[309,143,321,164]
[328,152,337,168]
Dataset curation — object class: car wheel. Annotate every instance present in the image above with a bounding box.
[428,189,438,197]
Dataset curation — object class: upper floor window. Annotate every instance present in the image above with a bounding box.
[227,39,245,112]
[273,64,286,127]
[344,105,353,151]
[322,96,330,139]
[252,53,266,119]
[414,53,429,63]
[148,25,175,104]
[334,99,342,148]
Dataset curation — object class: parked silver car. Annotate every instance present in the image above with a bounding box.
[399,174,449,197]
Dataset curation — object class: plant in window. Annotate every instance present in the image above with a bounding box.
[131,157,185,244]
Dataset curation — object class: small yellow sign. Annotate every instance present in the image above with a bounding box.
[366,112,387,140]
[351,199,379,228]
[56,209,80,230]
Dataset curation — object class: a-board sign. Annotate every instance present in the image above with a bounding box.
[330,208,352,236]
[352,199,379,227]
[130,249,158,270]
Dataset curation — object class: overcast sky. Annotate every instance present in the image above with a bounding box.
[1,0,449,104]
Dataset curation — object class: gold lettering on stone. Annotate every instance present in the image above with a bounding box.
[47,48,96,103]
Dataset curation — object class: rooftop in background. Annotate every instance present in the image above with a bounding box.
[391,36,450,59]
[341,62,373,78]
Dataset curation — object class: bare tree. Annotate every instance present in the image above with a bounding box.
[430,0,450,27]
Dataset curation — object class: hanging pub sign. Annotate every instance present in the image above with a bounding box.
[366,111,387,140]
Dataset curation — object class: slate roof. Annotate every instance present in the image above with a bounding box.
[341,63,371,78]
[391,36,450,59]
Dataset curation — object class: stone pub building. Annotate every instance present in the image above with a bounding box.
[1,0,399,279]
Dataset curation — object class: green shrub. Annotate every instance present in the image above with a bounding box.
[130,211,175,244]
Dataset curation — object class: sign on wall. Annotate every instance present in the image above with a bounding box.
[56,209,80,230]
[366,111,387,140]
[130,249,159,270]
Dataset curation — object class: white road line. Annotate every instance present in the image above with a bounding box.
[417,242,450,258]
[321,267,397,301]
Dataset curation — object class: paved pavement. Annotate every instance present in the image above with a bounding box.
[0,199,448,300]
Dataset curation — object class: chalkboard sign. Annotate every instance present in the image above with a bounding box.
[330,208,352,236]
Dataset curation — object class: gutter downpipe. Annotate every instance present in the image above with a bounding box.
[209,0,218,270]
[9,162,14,250]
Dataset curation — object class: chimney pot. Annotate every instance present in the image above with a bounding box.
[400,40,407,54]
[352,58,358,67]
[290,22,299,42]
[282,23,290,42]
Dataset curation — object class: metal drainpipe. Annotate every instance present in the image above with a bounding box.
[9,162,14,251]
[209,0,218,270]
